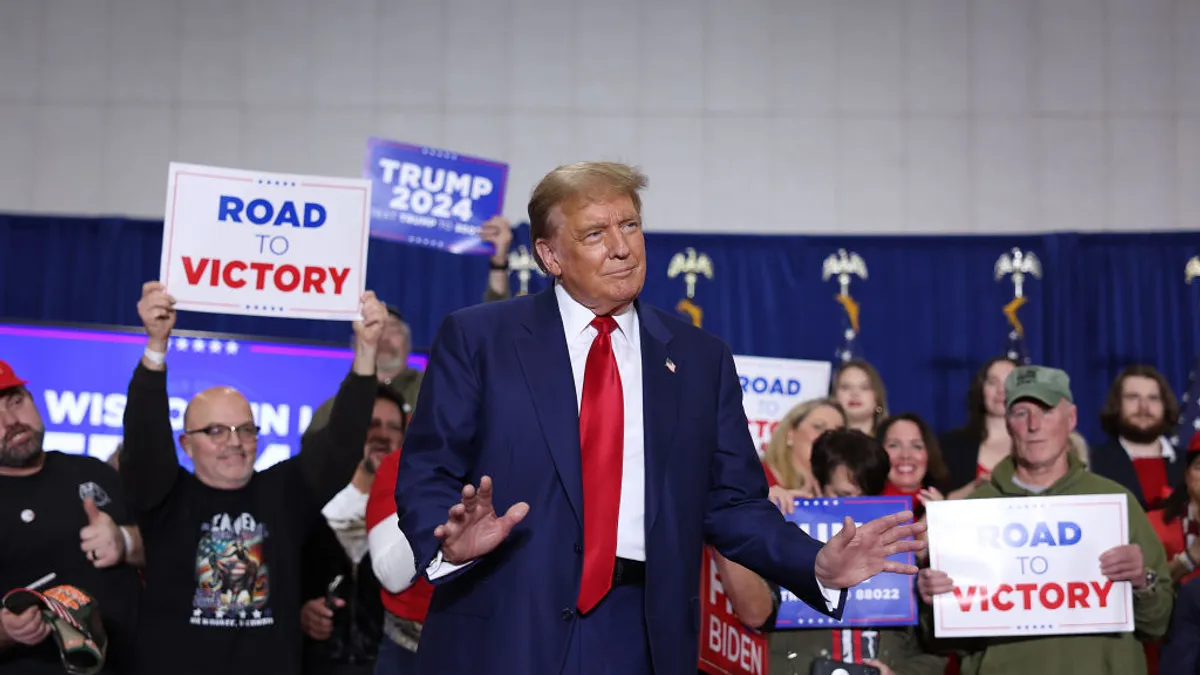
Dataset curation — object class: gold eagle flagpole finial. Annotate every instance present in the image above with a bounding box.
[506,245,545,296]
[822,249,867,334]
[995,247,1042,337]
[1186,256,1200,285]
[667,247,714,328]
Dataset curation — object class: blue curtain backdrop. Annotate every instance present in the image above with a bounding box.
[4,212,1200,444]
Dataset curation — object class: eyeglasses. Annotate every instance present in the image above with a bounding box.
[184,423,260,443]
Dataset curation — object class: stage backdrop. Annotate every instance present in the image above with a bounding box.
[4,213,1200,445]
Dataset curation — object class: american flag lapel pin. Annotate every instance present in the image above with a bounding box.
[665,358,676,373]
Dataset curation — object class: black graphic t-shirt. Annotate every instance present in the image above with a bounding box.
[0,452,142,675]
[120,363,374,675]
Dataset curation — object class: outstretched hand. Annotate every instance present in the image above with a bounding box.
[813,511,927,589]
[435,476,529,565]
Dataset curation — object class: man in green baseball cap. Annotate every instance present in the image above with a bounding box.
[1004,364,1074,410]
[916,364,1173,674]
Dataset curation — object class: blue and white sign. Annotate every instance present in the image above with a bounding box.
[0,322,428,472]
[161,162,372,321]
[364,138,508,256]
[733,355,832,456]
[926,495,1133,638]
[776,497,918,629]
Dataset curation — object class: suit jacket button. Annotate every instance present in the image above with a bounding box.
[561,608,575,621]
[574,543,583,555]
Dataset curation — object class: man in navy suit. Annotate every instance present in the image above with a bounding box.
[394,162,925,675]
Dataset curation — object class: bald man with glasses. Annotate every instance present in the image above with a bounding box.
[119,281,385,675]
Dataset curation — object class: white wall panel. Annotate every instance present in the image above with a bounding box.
[0,0,1187,234]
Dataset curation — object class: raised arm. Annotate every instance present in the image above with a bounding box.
[297,292,384,506]
[480,215,513,303]
[119,281,183,514]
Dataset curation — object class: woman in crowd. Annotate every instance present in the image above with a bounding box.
[831,361,888,437]
[762,399,847,510]
[1148,433,1200,587]
[876,413,952,519]
[939,356,1019,497]
[768,428,945,675]
[941,357,1091,501]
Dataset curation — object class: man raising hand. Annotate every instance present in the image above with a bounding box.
[120,282,383,675]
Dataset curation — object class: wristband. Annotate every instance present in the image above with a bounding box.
[1181,550,1198,573]
[489,259,508,271]
[120,527,134,561]
[143,347,166,366]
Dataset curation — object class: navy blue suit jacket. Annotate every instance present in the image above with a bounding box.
[394,287,840,675]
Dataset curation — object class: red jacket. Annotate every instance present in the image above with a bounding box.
[366,450,433,622]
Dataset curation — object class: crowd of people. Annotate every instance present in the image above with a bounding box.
[1,161,1198,675]
[756,357,1198,675]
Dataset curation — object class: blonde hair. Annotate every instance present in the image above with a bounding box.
[527,161,648,273]
[763,398,847,491]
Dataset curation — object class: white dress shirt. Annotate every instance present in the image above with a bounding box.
[555,283,646,561]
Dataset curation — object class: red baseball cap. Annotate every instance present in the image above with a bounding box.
[1188,430,1200,454]
[0,360,28,390]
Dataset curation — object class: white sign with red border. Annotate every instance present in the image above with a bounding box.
[160,162,371,321]
[926,494,1133,638]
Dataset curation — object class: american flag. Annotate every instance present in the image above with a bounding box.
[835,324,864,364]
[1172,357,1200,450]
[1006,329,1031,365]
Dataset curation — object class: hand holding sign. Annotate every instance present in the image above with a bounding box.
[351,292,386,377]
[918,568,954,605]
[813,511,926,589]
[480,216,513,267]
[137,281,177,353]
[768,486,809,515]
[1100,544,1145,589]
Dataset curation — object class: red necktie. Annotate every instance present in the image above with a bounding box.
[576,315,623,614]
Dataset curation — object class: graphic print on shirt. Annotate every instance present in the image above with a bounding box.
[190,512,273,628]
[77,481,112,507]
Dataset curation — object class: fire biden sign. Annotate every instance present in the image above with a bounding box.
[925,494,1134,638]
[160,162,371,321]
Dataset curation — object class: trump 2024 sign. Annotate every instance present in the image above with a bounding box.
[160,162,371,321]
[364,138,508,256]
[926,494,1134,638]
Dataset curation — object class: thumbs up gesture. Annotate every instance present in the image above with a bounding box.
[80,497,124,568]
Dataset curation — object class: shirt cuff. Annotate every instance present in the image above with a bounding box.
[816,578,844,613]
[426,549,473,580]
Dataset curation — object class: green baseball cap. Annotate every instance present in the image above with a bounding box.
[1005,365,1073,410]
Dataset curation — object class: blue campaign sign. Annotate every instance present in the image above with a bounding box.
[776,497,918,629]
[0,321,428,472]
[364,138,508,256]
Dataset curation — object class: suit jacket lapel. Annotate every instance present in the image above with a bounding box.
[515,287,583,527]
[639,304,679,535]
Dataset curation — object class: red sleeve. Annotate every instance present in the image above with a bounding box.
[761,461,780,488]
[1148,509,1184,560]
[366,450,401,531]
